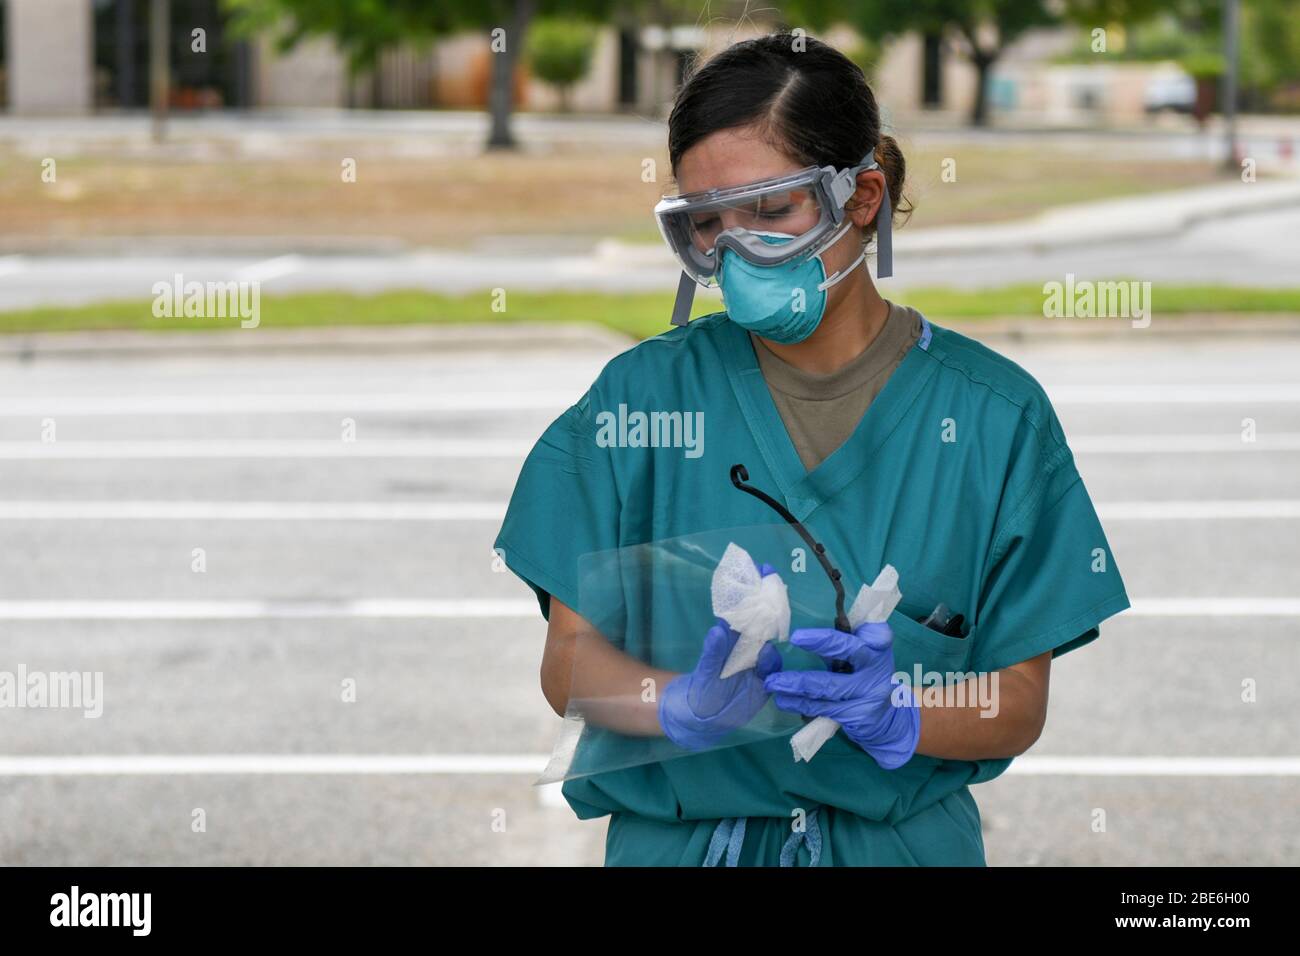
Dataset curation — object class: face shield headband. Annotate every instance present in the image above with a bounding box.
[655,151,893,328]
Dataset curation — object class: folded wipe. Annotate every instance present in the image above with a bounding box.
[790,565,901,763]
[712,543,791,678]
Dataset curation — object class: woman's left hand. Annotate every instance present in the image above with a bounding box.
[764,622,920,769]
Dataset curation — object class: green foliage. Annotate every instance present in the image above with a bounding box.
[222,0,458,71]
[1179,49,1225,78]
[221,0,615,71]
[526,18,599,93]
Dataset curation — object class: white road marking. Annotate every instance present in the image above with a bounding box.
[233,254,303,283]
[0,384,1296,418]
[0,439,531,459]
[1128,598,1300,616]
[1006,756,1300,776]
[0,434,1296,459]
[1047,384,1300,404]
[0,755,547,776]
[1095,499,1300,519]
[0,754,1294,777]
[0,501,508,520]
[1071,433,1300,453]
[0,597,1293,620]
[0,499,1293,522]
[0,392,577,416]
[0,599,538,620]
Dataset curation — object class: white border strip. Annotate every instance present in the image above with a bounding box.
[0,754,1294,777]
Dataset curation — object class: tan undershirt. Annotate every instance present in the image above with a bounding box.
[752,300,923,471]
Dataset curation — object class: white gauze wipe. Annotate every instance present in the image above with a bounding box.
[712,542,791,679]
[790,564,901,762]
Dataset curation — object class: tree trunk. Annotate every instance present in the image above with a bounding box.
[486,0,536,150]
[970,53,995,127]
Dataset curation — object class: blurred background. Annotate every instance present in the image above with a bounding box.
[0,0,1297,865]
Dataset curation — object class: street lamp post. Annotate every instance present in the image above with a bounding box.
[1221,0,1239,170]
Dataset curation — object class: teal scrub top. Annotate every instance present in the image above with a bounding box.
[495,310,1130,866]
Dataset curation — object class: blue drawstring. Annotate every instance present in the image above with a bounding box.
[779,807,822,867]
[703,809,823,867]
[704,817,747,867]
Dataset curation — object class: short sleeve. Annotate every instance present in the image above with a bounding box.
[493,389,620,620]
[971,444,1130,675]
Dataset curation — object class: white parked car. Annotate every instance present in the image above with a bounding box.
[1144,71,1197,113]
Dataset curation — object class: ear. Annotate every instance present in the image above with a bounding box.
[846,169,886,230]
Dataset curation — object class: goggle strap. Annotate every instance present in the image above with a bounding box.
[670,270,697,328]
[876,179,893,279]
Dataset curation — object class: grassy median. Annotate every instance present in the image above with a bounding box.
[2,284,1299,340]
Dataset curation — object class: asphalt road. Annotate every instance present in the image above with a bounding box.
[0,328,1297,865]
[4,198,1300,312]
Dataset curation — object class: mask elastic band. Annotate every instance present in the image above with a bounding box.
[815,219,866,292]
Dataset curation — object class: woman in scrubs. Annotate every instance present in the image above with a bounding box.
[495,33,1129,866]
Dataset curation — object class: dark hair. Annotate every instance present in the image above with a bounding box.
[667,33,910,237]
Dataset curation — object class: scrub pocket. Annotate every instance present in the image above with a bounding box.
[887,607,974,685]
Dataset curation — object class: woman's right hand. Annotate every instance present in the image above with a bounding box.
[658,616,783,750]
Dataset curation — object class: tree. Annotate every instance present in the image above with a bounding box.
[790,0,1196,126]
[222,0,616,149]
[526,17,599,111]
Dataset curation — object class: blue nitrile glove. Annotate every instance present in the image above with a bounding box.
[764,621,921,769]
[658,564,784,751]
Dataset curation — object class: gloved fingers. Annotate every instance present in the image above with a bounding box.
[695,622,737,678]
[769,692,845,720]
[763,668,860,701]
[758,562,778,577]
[853,621,894,652]
[789,627,872,669]
[755,641,783,679]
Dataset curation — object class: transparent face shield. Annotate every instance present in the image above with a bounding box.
[654,152,893,327]
[536,467,892,785]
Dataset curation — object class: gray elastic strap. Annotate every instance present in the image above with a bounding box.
[670,270,696,327]
[875,180,893,279]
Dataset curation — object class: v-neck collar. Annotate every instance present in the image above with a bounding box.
[720,310,938,523]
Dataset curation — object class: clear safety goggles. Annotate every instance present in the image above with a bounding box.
[654,152,892,326]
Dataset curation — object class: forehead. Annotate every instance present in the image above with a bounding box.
[674,126,807,195]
